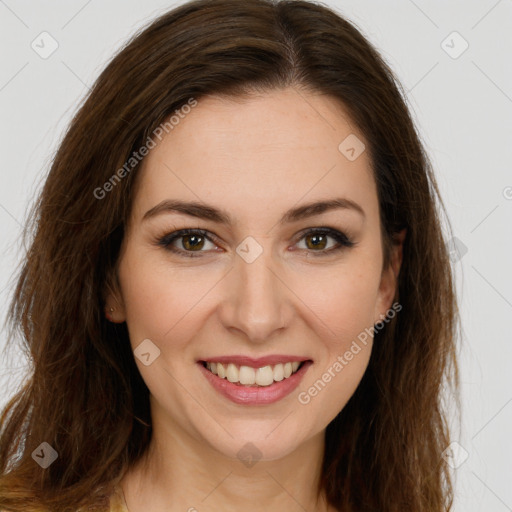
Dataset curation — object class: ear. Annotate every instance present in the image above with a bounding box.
[103,271,127,323]
[374,228,406,323]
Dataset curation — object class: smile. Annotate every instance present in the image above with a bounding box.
[198,359,313,405]
[203,361,303,386]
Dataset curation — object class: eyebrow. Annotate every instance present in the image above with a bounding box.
[142,197,365,225]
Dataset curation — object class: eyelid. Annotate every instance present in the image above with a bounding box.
[291,227,355,255]
[157,228,220,257]
[156,226,355,257]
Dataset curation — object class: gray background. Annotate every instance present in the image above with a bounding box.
[1,1,511,510]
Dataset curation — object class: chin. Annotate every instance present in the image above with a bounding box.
[197,419,311,464]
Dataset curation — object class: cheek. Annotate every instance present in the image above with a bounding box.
[117,251,199,351]
[298,344,372,432]
[293,257,382,343]
[117,255,213,403]
[291,258,381,417]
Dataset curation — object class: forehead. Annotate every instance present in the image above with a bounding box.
[131,87,378,226]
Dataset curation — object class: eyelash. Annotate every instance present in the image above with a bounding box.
[156,227,356,258]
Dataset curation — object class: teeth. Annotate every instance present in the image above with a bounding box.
[216,362,226,379]
[205,360,304,386]
[255,366,274,386]
[226,363,238,383]
[239,365,256,385]
[273,363,284,382]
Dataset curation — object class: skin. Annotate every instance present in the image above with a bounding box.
[106,87,404,512]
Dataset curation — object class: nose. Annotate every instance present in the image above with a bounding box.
[218,241,292,344]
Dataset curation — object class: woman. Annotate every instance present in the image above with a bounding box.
[0,0,460,511]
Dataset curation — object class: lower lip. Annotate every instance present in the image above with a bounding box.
[198,361,312,405]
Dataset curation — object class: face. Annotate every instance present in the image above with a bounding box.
[107,87,402,462]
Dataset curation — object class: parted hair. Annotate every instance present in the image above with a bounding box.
[0,1,460,511]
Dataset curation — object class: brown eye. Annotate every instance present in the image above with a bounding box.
[304,232,329,250]
[157,229,218,257]
[158,227,355,259]
[295,228,355,256]
[181,234,206,251]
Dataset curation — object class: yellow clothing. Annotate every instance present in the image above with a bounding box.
[108,484,129,512]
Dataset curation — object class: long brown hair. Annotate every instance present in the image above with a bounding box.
[0,1,460,510]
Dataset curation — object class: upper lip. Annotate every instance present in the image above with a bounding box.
[198,355,312,367]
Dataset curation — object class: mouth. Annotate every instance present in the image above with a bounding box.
[197,358,313,405]
[199,360,309,387]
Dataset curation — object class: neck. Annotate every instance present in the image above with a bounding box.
[120,410,333,512]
